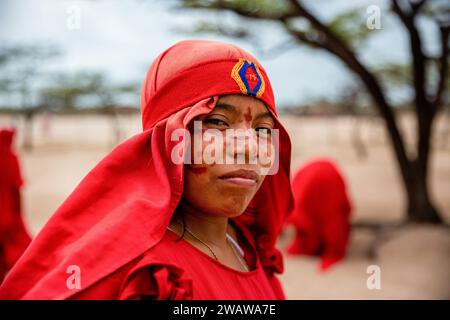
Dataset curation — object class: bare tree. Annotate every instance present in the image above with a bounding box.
[176,0,449,223]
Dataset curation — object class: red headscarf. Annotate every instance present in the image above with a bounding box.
[0,129,31,281]
[0,40,293,299]
[286,159,352,271]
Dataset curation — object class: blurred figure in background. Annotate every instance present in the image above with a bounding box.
[286,159,352,271]
[0,129,32,282]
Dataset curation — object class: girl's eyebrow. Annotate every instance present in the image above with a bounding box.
[214,102,274,123]
[213,103,239,115]
[254,111,273,122]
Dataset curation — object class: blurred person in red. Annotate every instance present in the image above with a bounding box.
[285,159,352,271]
[0,128,32,282]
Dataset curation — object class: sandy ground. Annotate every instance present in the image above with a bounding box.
[1,112,449,299]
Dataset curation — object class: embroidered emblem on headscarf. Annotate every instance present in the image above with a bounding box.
[231,58,265,98]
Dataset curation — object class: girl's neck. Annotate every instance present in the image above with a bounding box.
[174,201,230,248]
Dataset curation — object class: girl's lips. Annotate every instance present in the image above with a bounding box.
[218,169,259,180]
[219,177,257,187]
[218,169,259,187]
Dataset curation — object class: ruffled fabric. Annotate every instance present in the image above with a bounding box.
[256,234,284,275]
[67,219,284,300]
[119,263,192,300]
[114,226,283,300]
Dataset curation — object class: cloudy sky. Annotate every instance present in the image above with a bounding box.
[0,0,441,107]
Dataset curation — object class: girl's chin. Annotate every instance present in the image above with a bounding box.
[216,200,253,217]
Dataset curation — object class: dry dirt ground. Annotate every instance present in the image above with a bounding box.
[1,113,449,299]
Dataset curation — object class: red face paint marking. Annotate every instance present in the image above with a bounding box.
[244,107,252,123]
[187,166,207,175]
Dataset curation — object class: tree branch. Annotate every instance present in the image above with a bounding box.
[282,21,324,49]
[392,0,433,180]
[182,0,413,187]
[284,1,412,178]
[411,0,428,14]
[392,0,429,114]
[256,39,303,59]
[180,0,300,20]
[433,25,450,110]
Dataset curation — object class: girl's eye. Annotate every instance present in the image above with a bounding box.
[204,118,229,127]
[255,127,273,135]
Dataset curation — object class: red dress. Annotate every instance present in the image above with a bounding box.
[71,222,284,300]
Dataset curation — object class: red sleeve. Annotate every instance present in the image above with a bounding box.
[118,263,192,300]
[69,255,192,300]
[267,274,286,300]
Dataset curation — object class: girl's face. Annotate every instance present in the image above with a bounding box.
[183,94,276,217]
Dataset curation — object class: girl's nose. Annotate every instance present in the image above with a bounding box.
[225,128,258,164]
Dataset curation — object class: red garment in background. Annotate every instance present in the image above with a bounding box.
[0,129,32,281]
[286,159,352,271]
[0,40,293,299]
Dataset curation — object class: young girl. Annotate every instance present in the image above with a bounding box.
[0,40,293,299]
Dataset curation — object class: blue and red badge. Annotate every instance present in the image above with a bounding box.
[231,58,266,98]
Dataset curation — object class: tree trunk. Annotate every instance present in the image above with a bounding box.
[404,167,442,223]
[400,111,442,223]
[406,106,442,223]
